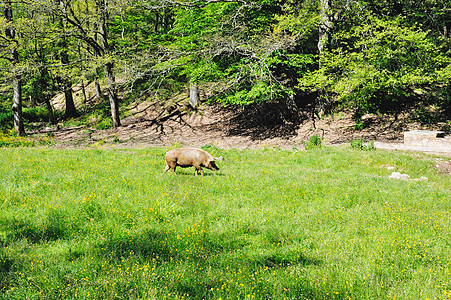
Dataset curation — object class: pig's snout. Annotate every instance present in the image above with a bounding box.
[209,161,219,171]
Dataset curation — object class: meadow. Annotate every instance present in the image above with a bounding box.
[0,145,450,299]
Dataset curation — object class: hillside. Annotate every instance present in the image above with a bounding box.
[30,94,449,154]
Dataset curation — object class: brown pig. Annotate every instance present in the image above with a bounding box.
[163,148,223,176]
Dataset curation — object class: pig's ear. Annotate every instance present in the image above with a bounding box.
[214,156,224,161]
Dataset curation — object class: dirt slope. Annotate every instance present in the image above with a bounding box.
[34,100,447,152]
[42,80,450,150]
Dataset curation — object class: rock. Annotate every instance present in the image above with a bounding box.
[404,130,447,147]
[389,172,410,181]
[388,172,428,181]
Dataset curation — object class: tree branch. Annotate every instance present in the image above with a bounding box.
[45,58,92,69]
[141,0,250,9]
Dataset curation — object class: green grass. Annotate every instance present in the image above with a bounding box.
[0,146,450,299]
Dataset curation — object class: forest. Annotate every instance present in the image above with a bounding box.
[1,0,450,136]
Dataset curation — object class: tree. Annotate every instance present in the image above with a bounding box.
[299,9,451,120]
[128,0,317,122]
[1,1,24,135]
[25,4,60,125]
[2,0,449,134]
[48,0,122,127]
[315,0,332,116]
[57,9,79,119]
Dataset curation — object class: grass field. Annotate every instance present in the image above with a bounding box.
[0,145,450,299]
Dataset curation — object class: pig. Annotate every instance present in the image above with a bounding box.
[163,148,223,176]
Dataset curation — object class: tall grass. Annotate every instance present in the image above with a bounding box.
[0,146,450,299]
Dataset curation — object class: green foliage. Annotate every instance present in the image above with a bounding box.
[0,105,55,132]
[0,132,53,147]
[0,134,34,147]
[1,0,450,130]
[147,0,319,107]
[95,118,113,130]
[219,82,277,106]
[61,100,114,130]
[301,15,450,115]
[353,122,365,131]
[409,107,442,125]
[302,134,322,150]
[0,147,449,298]
[350,138,375,151]
[22,107,51,123]
[0,105,13,132]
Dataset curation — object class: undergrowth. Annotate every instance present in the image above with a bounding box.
[303,134,323,150]
[350,138,375,151]
[0,132,54,147]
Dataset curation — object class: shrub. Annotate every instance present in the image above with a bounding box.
[303,134,322,150]
[350,138,375,151]
[0,106,13,132]
[95,118,112,130]
[22,107,50,123]
[0,132,54,147]
[1,105,61,132]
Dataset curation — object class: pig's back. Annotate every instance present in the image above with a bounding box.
[166,148,208,166]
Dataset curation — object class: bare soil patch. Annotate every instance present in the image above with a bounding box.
[33,102,408,148]
[435,159,451,174]
[40,104,444,143]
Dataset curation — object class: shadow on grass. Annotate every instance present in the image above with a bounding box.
[0,251,18,292]
[170,171,225,176]
[92,227,242,263]
[93,228,175,260]
[90,227,330,299]
[0,210,78,244]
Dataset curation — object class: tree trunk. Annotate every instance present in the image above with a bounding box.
[63,84,79,118]
[318,0,332,55]
[61,70,78,118]
[30,95,36,107]
[445,22,451,42]
[5,1,24,135]
[4,1,14,38]
[189,82,199,109]
[155,11,159,33]
[317,0,332,117]
[12,73,24,135]
[44,96,56,125]
[37,66,57,125]
[81,79,88,104]
[95,78,102,100]
[282,93,299,122]
[105,62,121,128]
[99,0,121,128]
[60,42,79,117]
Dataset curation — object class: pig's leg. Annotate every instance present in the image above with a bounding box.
[163,165,170,174]
[171,166,177,175]
[194,166,203,176]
